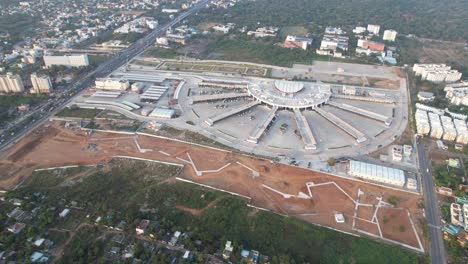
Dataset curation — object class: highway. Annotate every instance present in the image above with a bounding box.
[416,137,446,264]
[0,0,209,152]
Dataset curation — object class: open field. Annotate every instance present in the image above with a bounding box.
[0,122,424,252]
[399,38,467,69]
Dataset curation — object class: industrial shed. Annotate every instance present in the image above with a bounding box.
[348,160,405,187]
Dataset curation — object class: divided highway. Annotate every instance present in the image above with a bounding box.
[417,136,446,264]
[0,0,209,152]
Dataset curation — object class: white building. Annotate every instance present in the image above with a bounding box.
[413,64,462,83]
[367,24,381,35]
[415,109,430,135]
[30,73,53,94]
[95,78,130,90]
[451,203,463,226]
[319,35,349,51]
[0,73,24,93]
[454,119,468,144]
[148,108,175,119]
[59,208,70,218]
[348,160,406,187]
[428,112,444,139]
[352,26,367,34]
[383,30,398,42]
[441,116,457,141]
[213,24,234,34]
[445,82,468,106]
[43,54,89,68]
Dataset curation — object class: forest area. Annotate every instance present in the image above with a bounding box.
[192,0,468,41]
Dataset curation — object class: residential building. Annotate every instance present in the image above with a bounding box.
[451,203,463,226]
[283,35,313,50]
[367,24,380,35]
[428,112,443,139]
[319,35,349,51]
[0,73,24,93]
[441,116,457,141]
[59,208,70,218]
[325,27,345,35]
[356,39,385,55]
[352,26,366,35]
[383,30,398,42]
[43,54,89,68]
[445,82,468,106]
[223,241,234,259]
[7,223,26,234]
[135,219,150,235]
[30,73,53,93]
[413,64,462,83]
[169,231,181,246]
[415,109,430,135]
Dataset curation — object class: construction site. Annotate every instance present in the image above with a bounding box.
[0,122,424,253]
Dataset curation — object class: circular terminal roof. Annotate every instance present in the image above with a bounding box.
[274,80,304,94]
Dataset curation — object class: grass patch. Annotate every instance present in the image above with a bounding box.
[56,107,102,119]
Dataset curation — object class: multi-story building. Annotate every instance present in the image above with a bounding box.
[413,64,462,83]
[30,73,53,94]
[383,30,398,42]
[454,119,468,144]
[445,82,468,106]
[43,54,89,68]
[367,24,380,35]
[415,109,430,135]
[0,73,25,93]
[428,112,443,139]
[441,116,457,141]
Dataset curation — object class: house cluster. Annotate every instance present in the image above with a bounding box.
[114,17,158,35]
[318,24,398,63]
[209,0,239,9]
[443,197,468,248]
[415,103,468,144]
[1,193,63,263]
[413,64,462,83]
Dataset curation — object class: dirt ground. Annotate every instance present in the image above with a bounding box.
[0,122,425,251]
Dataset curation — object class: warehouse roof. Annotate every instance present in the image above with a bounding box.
[349,160,405,184]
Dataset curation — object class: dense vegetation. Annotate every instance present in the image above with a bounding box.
[3,160,425,263]
[0,94,46,126]
[193,0,467,41]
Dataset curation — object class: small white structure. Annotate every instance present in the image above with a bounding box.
[148,108,175,119]
[223,241,234,259]
[348,160,406,187]
[59,208,70,218]
[335,213,345,223]
[406,178,417,190]
[383,30,398,42]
